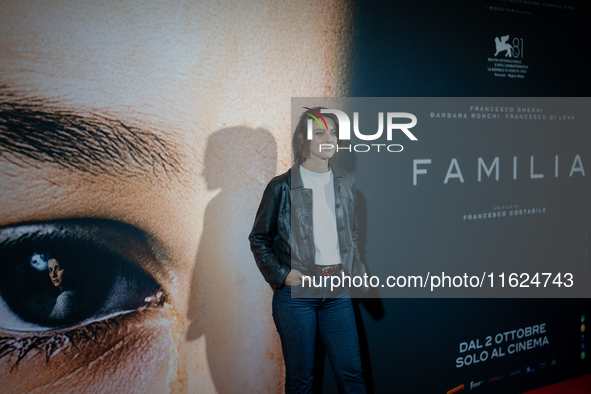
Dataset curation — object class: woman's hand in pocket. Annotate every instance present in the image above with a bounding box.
[284,269,304,286]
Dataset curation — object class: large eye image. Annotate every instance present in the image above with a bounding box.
[0,219,165,366]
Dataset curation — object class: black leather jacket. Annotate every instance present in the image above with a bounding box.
[249,161,367,288]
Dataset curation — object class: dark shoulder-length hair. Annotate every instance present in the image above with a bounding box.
[45,252,78,295]
[292,107,340,163]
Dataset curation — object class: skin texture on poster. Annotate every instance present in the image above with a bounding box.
[0,1,354,392]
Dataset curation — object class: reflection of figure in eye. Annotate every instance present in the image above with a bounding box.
[47,258,78,322]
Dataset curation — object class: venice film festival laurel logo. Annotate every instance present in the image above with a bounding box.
[494,35,524,58]
[488,35,527,79]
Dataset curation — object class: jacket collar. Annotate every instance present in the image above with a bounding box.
[290,158,346,190]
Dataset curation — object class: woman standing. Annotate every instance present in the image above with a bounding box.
[249,108,367,393]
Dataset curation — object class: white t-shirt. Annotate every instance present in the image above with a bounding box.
[300,165,341,266]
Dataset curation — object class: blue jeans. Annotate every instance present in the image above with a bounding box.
[272,284,366,394]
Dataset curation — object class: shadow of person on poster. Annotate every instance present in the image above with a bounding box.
[186,127,277,392]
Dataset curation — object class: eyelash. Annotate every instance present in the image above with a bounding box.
[1,321,92,370]
[0,302,164,370]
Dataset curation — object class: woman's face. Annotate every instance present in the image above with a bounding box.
[0,1,351,392]
[47,258,63,288]
[307,117,338,161]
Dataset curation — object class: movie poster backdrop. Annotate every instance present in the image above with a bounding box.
[0,0,589,393]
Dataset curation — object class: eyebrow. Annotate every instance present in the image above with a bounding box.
[313,126,337,131]
[0,95,183,177]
